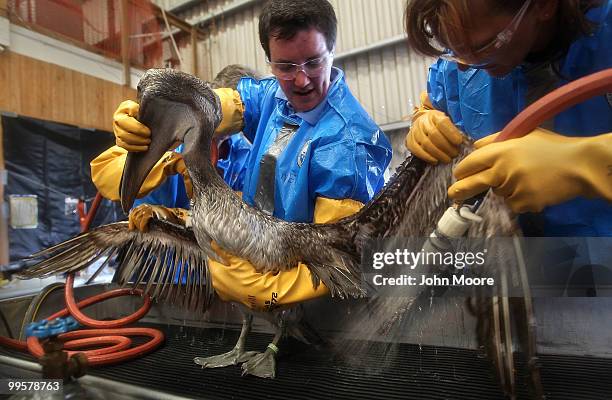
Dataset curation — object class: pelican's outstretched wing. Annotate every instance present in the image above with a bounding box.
[17,220,214,312]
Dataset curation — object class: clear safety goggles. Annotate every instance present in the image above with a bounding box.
[267,52,334,81]
[440,0,532,69]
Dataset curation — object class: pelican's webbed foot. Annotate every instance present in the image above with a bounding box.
[194,347,258,369]
[241,319,284,379]
[241,344,278,379]
[194,313,255,369]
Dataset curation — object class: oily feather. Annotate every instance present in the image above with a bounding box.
[18,220,215,312]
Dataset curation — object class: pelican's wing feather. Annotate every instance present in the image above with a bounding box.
[17,220,214,312]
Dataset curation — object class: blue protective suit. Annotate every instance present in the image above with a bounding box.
[427,1,612,236]
[238,67,392,222]
[216,133,252,192]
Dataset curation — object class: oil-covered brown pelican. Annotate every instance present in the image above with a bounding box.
[18,69,519,379]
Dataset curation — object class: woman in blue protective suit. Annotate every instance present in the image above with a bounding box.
[403,0,612,237]
[90,0,392,309]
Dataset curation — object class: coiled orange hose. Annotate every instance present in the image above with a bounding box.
[0,274,164,366]
[0,192,165,366]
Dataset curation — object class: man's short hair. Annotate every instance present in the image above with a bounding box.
[259,0,337,60]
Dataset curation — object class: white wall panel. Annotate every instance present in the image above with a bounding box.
[330,0,406,52]
[0,16,9,47]
[381,46,402,123]
[336,43,430,128]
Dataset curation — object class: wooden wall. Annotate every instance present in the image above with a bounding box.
[0,51,136,267]
[0,52,136,131]
[0,120,5,268]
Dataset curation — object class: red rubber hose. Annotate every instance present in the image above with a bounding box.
[27,328,164,366]
[1,191,165,366]
[0,336,28,351]
[1,276,164,366]
[25,272,164,366]
[496,68,612,141]
[62,336,132,355]
[81,193,104,232]
[55,274,152,329]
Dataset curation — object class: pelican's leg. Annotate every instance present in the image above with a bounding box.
[194,313,258,368]
[241,319,284,379]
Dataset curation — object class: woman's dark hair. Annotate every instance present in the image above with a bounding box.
[404,0,602,58]
[258,0,337,60]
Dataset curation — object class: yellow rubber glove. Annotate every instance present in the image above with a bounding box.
[159,151,193,198]
[113,100,151,152]
[128,204,191,232]
[213,88,245,136]
[405,91,465,164]
[448,129,612,213]
[209,197,364,311]
[91,146,192,200]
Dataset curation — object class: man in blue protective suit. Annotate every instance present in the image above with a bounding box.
[403,0,612,237]
[90,0,392,309]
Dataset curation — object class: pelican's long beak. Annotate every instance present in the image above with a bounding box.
[120,98,197,213]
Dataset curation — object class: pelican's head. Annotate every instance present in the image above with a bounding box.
[120,69,221,213]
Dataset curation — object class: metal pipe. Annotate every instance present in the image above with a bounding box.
[119,0,130,87]
[334,35,406,62]
[192,0,262,28]
[0,356,193,399]
[191,26,198,76]
[379,120,411,132]
[169,0,209,15]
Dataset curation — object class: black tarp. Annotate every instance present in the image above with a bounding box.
[2,114,126,265]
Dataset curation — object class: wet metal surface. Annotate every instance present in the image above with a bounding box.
[2,323,611,400]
